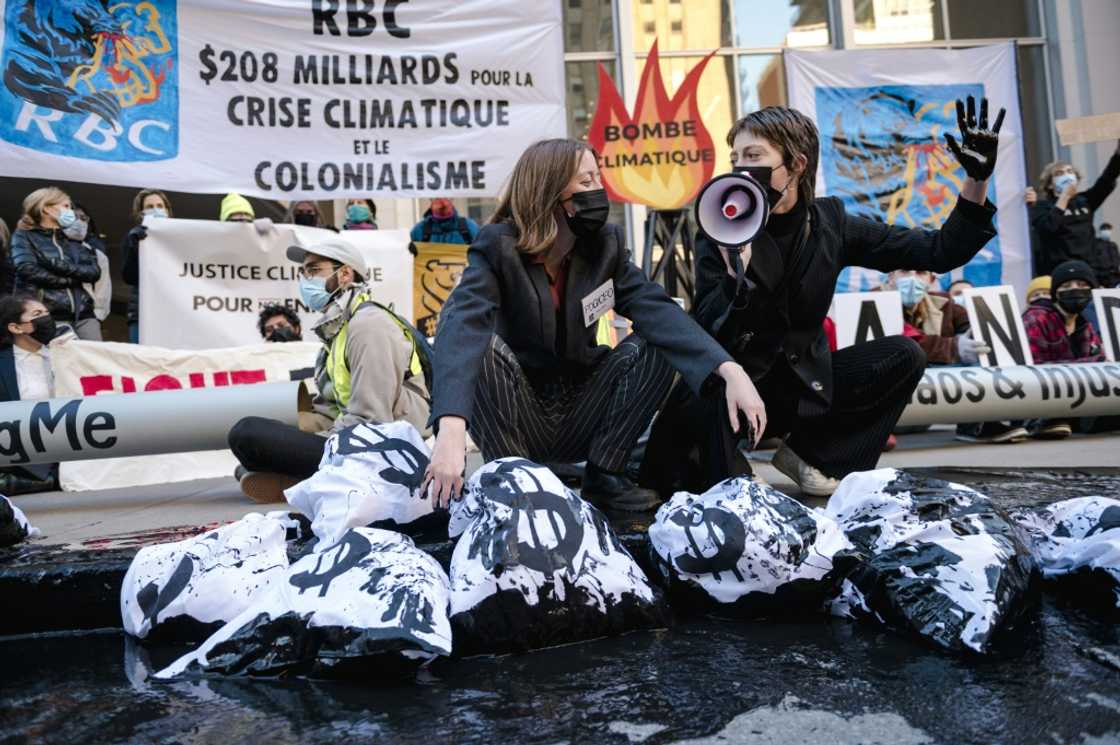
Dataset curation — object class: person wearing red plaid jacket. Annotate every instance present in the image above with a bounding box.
[1021,259,1104,439]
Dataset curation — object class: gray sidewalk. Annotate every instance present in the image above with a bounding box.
[12,425,1120,547]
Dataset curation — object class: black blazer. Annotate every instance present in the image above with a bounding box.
[694,196,997,416]
[0,346,19,404]
[431,222,732,428]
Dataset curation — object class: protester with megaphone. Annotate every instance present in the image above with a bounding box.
[423,138,763,512]
[643,98,1004,497]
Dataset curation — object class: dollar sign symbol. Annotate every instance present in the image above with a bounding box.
[198,44,217,86]
[669,505,746,583]
[289,531,371,597]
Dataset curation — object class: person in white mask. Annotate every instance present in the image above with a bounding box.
[121,188,173,343]
[9,187,102,340]
[1026,140,1120,275]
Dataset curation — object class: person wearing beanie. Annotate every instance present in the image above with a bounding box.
[220,193,255,223]
[1020,259,1104,439]
[1025,275,1052,307]
[409,198,479,245]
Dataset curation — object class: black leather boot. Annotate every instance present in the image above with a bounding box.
[581,462,663,512]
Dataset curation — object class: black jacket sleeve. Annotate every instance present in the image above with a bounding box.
[68,242,101,283]
[1084,149,1120,212]
[692,232,754,341]
[841,196,997,273]
[427,235,502,429]
[10,231,80,289]
[612,239,732,394]
[122,233,140,286]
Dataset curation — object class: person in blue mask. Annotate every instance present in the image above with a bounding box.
[227,237,432,503]
[884,270,982,365]
[10,187,102,340]
[342,198,378,230]
[1027,141,1120,275]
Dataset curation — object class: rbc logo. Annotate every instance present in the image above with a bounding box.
[0,0,179,161]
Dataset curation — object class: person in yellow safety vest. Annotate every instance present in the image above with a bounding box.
[228,237,432,503]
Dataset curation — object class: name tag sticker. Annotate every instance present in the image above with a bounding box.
[582,279,615,327]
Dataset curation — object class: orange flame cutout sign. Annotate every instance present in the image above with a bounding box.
[588,41,717,211]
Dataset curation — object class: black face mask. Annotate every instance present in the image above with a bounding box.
[267,326,300,342]
[733,165,785,208]
[1056,289,1092,315]
[564,188,610,239]
[29,316,57,345]
[293,212,317,227]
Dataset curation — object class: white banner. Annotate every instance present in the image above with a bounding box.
[139,219,412,349]
[51,339,318,491]
[786,44,1031,298]
[0,0,565,198]
[827,291,904,349]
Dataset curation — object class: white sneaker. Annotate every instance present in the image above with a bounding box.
[772,444,840,497]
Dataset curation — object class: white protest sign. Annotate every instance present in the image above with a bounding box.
[962,285,1033,367]
[140,219,412,349]
[51,340,319,491]
[828,291,904,349]
[0,0,565,198]
[1093,288,1120,362]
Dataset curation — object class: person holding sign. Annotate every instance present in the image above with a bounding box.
[423,139,761,512]
[228,238,432,503]
[882,270,983,365]
[1026,141,1120,275]
[647,99,1003,497]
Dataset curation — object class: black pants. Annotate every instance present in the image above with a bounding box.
[642,336,925,494]
[228,417,325,479]
[471,335,674,472]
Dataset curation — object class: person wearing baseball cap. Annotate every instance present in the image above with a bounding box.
[1020,259,1105,439]
[228,236,433,502]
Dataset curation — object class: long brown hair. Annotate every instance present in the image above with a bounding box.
[131,188,173,223]
[16,186,69,231]
[491,139,593,254]
[726,106,819,207]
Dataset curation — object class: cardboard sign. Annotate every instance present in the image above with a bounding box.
[1093,288,1120,362]
[828,291,904,349]
[1056,113,1120,146]
[962,285,1033,367]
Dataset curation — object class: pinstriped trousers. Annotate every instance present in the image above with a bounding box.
[470,335,674,472]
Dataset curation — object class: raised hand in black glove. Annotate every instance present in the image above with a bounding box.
[127,224,148,248]
[943,95,1005,182]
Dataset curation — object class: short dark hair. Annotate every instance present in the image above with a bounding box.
[1102,223,1113,230]
[257,304,301,338]
[0,294,39,346]
[948,279,973,290]
[726,106,820,206]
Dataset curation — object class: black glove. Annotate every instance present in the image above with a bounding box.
[943,95,1005,182]
[127,224,148,247]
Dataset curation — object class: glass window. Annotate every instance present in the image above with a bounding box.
[737,54,787,116]
[853,0,945,45]
[566,60,615,141]
[631,54,738,170]
[563,0,614,53]
[945,0,1041,39]
[731,0,830,49]
[632,0,732,52]
[1016,44,1052,187]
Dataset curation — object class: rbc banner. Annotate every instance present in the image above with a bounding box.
[0,0,564,197]
[786,44,1030,297]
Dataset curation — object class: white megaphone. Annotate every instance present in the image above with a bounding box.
[694,171,769,248]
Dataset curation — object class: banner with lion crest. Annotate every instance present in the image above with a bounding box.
[411,241,466,339]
